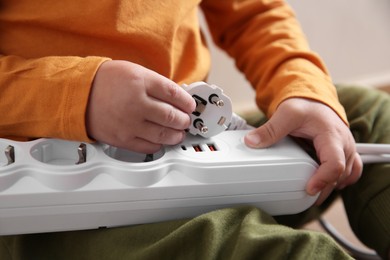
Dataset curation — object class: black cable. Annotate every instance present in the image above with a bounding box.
[318,218,381,260]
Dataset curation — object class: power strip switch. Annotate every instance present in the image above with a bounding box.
[183,82,233,138]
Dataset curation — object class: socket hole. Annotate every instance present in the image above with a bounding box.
[30,140,94,166]
[103,146,164,163]
[181,145,187,151]
[207,143,218,151]
[192,144,203,152]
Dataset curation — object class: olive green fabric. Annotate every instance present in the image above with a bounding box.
[0,207,351,260]
[0,86,388,260]
[338,86,390,259]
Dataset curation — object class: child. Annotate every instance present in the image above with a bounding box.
[0,0,389,258]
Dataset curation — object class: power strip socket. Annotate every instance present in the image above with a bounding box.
[0,130,318,235]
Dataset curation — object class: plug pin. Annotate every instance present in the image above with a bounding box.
[194,119,208,134]
[197,123,208,134]
[212,99,224,107]
[209,94,224,107]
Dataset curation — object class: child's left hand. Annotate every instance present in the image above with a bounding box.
[244,98,363,205]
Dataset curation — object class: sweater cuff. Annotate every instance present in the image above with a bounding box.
[64,57,111,142]
[258,58,348,126]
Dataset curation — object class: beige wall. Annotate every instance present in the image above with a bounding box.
[200,0,390,113]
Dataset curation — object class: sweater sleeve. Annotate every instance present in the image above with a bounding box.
[0,55,110,141]
[200,0,348,124]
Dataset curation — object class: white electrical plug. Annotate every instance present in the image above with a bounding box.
[182,82,233,138]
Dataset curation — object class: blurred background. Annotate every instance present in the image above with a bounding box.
[200,0,390,113]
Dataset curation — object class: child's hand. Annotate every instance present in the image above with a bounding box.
[244,98,363,204]
[86,60,196,154]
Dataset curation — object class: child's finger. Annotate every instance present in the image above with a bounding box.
[146,80,196,115]
[143,100,192,130]
[135,120,186,146]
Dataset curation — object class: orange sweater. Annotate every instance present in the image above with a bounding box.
[0,0,346,142]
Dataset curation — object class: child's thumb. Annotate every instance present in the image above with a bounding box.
[244,114,292,148]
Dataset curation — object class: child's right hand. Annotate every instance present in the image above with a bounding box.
[86,60,196,154]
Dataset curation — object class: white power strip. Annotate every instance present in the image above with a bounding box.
[0,130,318,235]
[1,81,388,236]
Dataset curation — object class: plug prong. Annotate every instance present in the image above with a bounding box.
[213,99,224,107]
[209,94,224,107]
[194,120,208,134]
[198,123,208,134]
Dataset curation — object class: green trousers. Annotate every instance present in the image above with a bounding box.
[0,86,389,260]
[339,86,390,259]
